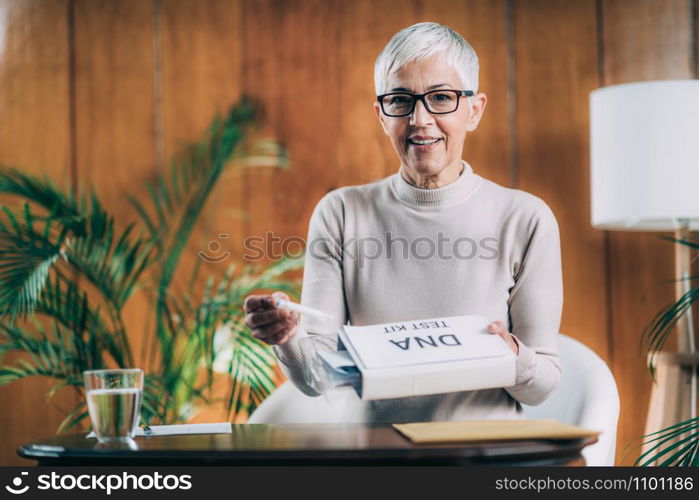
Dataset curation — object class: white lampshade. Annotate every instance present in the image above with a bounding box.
[590,80,699,231]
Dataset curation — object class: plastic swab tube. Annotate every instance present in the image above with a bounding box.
[273,298,335,324]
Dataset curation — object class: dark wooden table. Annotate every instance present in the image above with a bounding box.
[19,423,595,466]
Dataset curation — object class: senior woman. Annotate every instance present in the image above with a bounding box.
[244,22,562,423]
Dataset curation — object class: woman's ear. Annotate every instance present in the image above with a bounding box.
[374,101,390,136]
[466,93,487,132]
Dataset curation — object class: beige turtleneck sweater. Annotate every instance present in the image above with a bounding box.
[273,160,563,423]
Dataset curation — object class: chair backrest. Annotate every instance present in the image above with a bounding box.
[248,383,360,424]
[522,334,620,466]
[249,333,620,466]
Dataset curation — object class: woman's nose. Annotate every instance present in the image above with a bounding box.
[409,99,434,126]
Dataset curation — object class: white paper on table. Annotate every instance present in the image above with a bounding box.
[86,422,232,438]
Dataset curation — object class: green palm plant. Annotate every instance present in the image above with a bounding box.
[629,235,699,466]
[0,97,302,432]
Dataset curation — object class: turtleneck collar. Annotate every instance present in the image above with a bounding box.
[391,160,481,209]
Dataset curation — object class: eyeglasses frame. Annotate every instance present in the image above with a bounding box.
[376,89,475,117]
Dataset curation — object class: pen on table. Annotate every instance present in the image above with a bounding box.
[273,298,335,323]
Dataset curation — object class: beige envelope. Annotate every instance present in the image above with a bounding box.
[393,419,600,443]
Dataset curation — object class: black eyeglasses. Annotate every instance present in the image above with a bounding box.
[377,89,474,117]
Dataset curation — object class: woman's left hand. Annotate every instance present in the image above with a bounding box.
[487,321,519,355]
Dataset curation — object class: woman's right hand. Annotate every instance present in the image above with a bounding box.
[243,291,300,345]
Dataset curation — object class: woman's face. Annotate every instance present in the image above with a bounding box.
[373,56,487,186]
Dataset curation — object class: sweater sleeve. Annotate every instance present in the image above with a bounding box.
[503,199,563,406]
[273,192,349,396]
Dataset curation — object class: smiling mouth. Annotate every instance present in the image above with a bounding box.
[408,138,442,146]
[407,137,443,151]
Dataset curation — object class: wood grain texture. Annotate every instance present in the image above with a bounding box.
[241,0,345,248]
[601,0,694,465]
[72,0,157,368]
[514,1,609,359]
[160,0,248,422]
[0,0,76,466]
[1,0,696,467]
[419,0,512,187]
[73,0,156,212]
[335,0,422,187]
[160,0,245,265]
[159,0,244,318]
[334,0,511,187]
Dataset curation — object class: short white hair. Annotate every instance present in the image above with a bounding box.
[374,22,479,96]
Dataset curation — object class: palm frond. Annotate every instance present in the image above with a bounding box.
[56,401,89,434]
[44,376,83,403]
[658,234,699,251]
[0,319,101,386]
[155,255,300,422]
[0,205,65,319]
[641,233,699,379]
[0,98,295,433]
[148,99,259,378]
[34,272,123,368]
[641,285,699,380]
[222,321,278,419]
[63,198,156,310]
[0,165,82,231]
[634,417,699,466]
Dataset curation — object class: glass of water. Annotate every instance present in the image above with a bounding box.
[83,369,143,443]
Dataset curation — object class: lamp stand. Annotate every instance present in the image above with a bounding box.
[642,221,698,463]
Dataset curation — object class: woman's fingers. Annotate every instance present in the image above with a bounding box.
[487,320,519,355]
[262,324,297,345]
[271,291,290,303]
[255,313,299,344]
[245,307,289,329]
[487,320,507,334]
[243,294,274,313]
[251,318,290,342]
[243,292,300,345]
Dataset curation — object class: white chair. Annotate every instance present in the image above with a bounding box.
[521,334,620,466]
[249,333,620,466]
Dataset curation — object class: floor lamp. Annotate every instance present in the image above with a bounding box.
[589,80,699,460]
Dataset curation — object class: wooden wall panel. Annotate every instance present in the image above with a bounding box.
[514,0,609,358]
[334,0,511,190]
[1,0,697,466]
[315,0,511,229]
[72,0,157,365]
[604,0,693,81]
[419,0,511,187]
[160,0,245,266]
[335,0,422,188]
[601,0,694,465]
[241,0,345,246]
[73,0,156,210]
[0,0,71,172]
[160,0,246,421]
[0,0,75,466]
